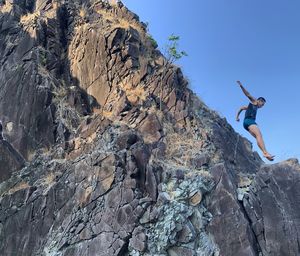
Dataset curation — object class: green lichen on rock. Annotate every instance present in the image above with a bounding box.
[133,174,219,256]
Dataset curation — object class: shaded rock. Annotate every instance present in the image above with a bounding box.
[171,169,185,180]
[145,165,158,201]
[157,192,171,204]
[168,246,195,256]
[206,164,258,256]
[131,142,151,191]
[189,153,209,169]
[129,226,147,252]
[115,130,139,151]
[112,94,132,117]
[175,221,196,243]
[243,159,300,256]
[138,113,162,144]
[0,140,25,182]
[152,141,167,159]
[189,209,205,233]
[139,206,159,224]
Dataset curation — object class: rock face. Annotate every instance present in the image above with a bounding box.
[0,140,25,182]
[243,159,300,256]
[0,1,299,256]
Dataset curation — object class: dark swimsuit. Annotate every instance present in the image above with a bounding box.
[243,103,258,131]
[0,121,2,140]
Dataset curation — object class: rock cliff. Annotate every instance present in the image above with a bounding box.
[0,1,299,256]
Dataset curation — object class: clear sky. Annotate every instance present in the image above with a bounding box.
[122,0,300,163]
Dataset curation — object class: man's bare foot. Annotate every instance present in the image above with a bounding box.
[263,152,275,161]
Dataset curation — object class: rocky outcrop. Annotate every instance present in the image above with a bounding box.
[243,159,300,256]
[0,0,91,160]
[206,164,258,256]
[0,119,154,256]
[0,1,299,256]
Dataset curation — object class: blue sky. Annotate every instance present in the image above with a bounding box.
[122,0,300,162]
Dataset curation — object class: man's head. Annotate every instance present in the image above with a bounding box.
[257,97,266,108]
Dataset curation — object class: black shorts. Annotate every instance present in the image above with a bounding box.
[243,118,257,131]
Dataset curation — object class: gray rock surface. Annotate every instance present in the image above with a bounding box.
[0,140,25,182]
[0,1,299,256]
[243,159,300,256]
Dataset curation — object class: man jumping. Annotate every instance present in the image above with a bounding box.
[236,81,274,161]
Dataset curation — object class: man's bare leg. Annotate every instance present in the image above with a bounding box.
[248,125,274,161]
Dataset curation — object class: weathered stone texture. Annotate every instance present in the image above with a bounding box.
[0,140,25,182]
[243,159,300,256]
[0,1,299,256]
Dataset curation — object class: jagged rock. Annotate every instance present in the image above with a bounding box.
[139,207,158,224]
[145,165,158,201]
[189,152,210,169]
[243,159,300,256]
[171,169,185,180]
[189,208,205,233]
[206,164,258,256]
[0,1,299,256]
[115,130,139,150]
[129,226,147,252]
[112,94,132,117]
[175,220,196,243]
[138,113,162,144]
[0,140,25,182]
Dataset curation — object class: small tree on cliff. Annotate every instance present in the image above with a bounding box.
[160,34,187,110]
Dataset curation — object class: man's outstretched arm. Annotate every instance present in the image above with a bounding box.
[236,106,248,121]
[237,81,257,103]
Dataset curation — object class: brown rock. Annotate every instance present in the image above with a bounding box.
[115,131,139,151]
[138,113,162,144]
[189,191,202,206]
[243,159,300,256]
[189,153,210,169]
[206,164,257,256]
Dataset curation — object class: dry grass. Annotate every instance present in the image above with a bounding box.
[43,172,56,186]
[53,86,68,99]
[110,0,118,6]
[100,109,113,118]
[238,175,253,188]
[79,7,87,19]
[0,2,13,13]
[120,80,147,105]
[164,130,204,166]
[27,150,36,162]
[20,12,39,25]
[8,181,30,195]
[185,169,212,179]
[52,1,59,9]
[96,8,142,32]
[86,132,97,143]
